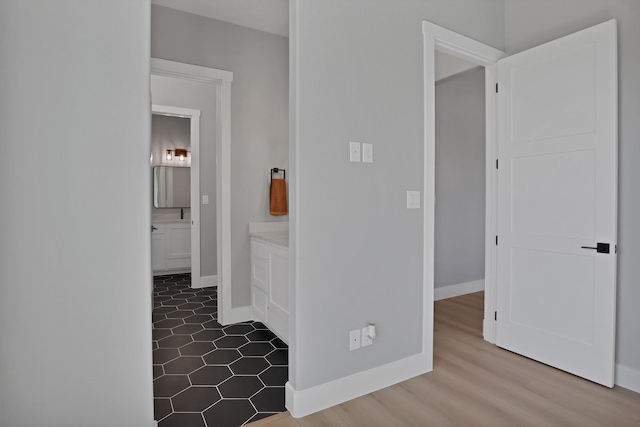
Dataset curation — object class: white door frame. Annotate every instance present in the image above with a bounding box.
[152,104,202,287]
[151,58,235,325]
[422,21,504,345]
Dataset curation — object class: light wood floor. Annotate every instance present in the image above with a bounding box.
[248,292,640,427]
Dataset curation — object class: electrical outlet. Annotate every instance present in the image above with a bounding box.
[350,141,361,162]
[349,329,361,351]
[362,143,373,163]
[361,327,373,347]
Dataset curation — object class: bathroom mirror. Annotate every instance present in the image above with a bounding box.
[153,166,190,208]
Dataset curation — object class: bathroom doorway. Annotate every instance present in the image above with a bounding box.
[151,106,202,286]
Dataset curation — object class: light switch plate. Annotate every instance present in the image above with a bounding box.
[362,143,373,163]
[407,191,420,209]
[350,141,361,162]
[202,195,209,205]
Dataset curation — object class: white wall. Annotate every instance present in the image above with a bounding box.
[435,68,486,288]
[0,1,153,426]
[151,75,218,277]
[290,0,504,392]
[505,0,640,384]
[151,5,289,308]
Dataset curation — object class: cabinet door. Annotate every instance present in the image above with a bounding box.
[166,224,191,269]
[151,233,166,272]
[267,245,289,320]
[252,287,268,323]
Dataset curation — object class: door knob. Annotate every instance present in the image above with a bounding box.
[581,243,610,253]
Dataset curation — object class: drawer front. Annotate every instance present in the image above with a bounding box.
[251,239,268,259]
[252,287,267,323]
[251,257,268,293]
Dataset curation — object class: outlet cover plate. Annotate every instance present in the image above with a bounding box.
[349,329,361,350]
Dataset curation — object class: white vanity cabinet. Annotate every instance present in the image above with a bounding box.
[152,222,191,275]
[251,237,289,344]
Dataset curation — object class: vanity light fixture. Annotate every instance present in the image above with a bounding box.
[175,148,188,161]
[165,148,189,161]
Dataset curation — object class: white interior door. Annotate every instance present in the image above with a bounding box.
[496,20,618,387]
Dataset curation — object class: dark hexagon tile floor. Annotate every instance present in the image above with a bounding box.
[152,273,288,426]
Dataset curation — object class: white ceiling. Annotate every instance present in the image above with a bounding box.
[151,0,289,37]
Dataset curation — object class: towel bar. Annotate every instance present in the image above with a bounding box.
[271,168,286,181]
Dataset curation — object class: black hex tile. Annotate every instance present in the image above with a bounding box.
[158,335,193,349]
[224,324,255,335]
[153,329,173,341]
[259,366,288,386]
[239,342,275,357]
[172,324,203,335]
[153,348,180,364]
[177,302,203,310]
[187,296,210,303]
[159,289,182,296]
[180,341,215,356]
[203,399,256,427]
[184,314,213,324]
[154,398,172,420]
[202,299,217,307]
[154,318,184,329]
[203,319,224,329]
[266,349,288,366]
[153,341,158,350]
[230,357,270,375]
[252,322,269,330]
[152,314,166,323]
[247,329,277,342]
[251,387,286,412]
[163,299,188,307]
[164,357,204,375]
[215,336,249,349]
[189,366,232,386]
[154,306,178,314]
[172,386,221,412]
[166,310,195,319]
[158,412,205,427]
[153,375,190,398]
[218,376,264,398]
[203,349,242,365]
[153,365,164,380]
[271,337,288,349]
[193,306,216,315]
[154,296,173,303]
[192,329,225,342]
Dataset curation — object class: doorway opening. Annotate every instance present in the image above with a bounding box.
[433,51,487,334]
[151,106,202,285]
[422,21,504,363]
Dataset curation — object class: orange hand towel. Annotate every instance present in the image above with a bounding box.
[270,178,288,216]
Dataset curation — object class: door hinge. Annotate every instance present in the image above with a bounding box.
[495,83,499,93]
[494,311,497,321]
[496,235,498,245]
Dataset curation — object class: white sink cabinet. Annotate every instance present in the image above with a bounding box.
[152,222,191,275]
[251,237,289,344]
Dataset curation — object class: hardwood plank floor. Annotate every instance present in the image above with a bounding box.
[248,292,640,427]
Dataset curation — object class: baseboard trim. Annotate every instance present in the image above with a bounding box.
[434,279,484,301]
[285,352,430,418]
[615,363,640,393]
[193,275,218,289]
[153,421,158,427]
[221,306,254,325]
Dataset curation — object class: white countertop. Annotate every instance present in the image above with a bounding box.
[250,231,289,247]
[152,218,191,224]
